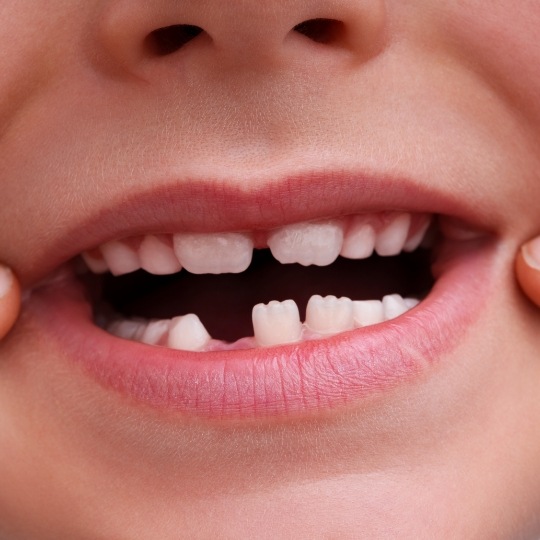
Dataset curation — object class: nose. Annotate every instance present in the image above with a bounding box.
[98,0,388,77]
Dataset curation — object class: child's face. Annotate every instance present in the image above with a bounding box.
[2,1,540,537]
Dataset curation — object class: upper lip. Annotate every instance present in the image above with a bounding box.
[23,168,496,287]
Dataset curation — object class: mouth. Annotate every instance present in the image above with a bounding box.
[24,171,497,419]
[87,211,434,349]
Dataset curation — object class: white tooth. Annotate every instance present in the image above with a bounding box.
[167,314,211,351]
[108,320,147,340]
[404,217,432,252]
[352,300,384,327]
[140,320,171,345]
[101,240,141,276]
[383,294,409,321]
[252,299,302,347]
[268,220,344,266]
[404,298,420,309]
[81,251,109,274]
[305,295,354,335]
[375,214,412,257]
[341,218,376,259]
[173,232,253,274]
[139,235,182,275]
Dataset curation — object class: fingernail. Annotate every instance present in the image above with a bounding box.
[0,265,13,299]
[522,237,540,271]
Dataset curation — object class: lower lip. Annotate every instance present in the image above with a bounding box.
[26,242,495,419]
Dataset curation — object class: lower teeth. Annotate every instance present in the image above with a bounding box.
[102,292,421,352]
[91,243,433,351]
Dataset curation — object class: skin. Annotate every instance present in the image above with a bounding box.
[1,1,540,538]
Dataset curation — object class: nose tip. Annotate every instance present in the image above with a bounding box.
[98,1,387,76]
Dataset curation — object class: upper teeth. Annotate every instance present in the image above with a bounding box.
[173,232,253,274]
[267,220,345,266]
[81,212,432,277]
[99,240,141,276]
[374,213,412,256]
[139,235,182,275]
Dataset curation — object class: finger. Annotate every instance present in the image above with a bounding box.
[515,237,540,308]
[0,264,21,340]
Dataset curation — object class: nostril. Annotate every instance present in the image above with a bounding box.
[145,24,204,56]
[293,18,346,46]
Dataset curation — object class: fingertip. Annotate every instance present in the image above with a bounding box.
[0,265,21,340]
[516,243,540,308]
[521,237,540,271]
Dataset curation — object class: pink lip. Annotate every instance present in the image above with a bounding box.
[22,171,498,418]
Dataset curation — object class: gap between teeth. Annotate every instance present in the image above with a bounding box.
[104,294,420,352]
[81,212,433,277]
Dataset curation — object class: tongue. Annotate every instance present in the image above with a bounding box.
[101,249,433,342]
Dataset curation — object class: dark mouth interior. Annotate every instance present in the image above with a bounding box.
[94,247,434,342]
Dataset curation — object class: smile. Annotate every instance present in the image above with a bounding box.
[24,170,498,418]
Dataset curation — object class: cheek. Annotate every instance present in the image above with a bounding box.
[431,1,540,127]
[420,0,540,232]
[0,2,98,132]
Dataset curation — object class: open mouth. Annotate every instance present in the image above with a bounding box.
[83,212,434,350]
[24,173,498,418]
